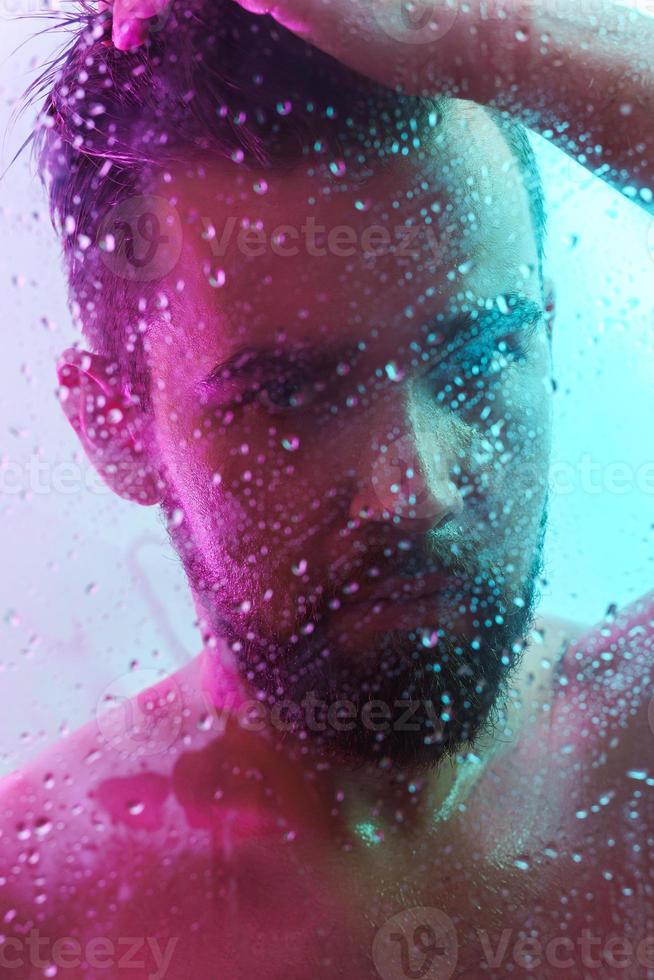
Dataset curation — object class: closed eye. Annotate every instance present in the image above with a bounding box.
[433,316,542,379]
[255,373,323,413]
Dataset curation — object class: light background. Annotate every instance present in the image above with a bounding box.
[0,4,652,776]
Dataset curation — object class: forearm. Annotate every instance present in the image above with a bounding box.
[420,1,654,210]
[231,1,653,210]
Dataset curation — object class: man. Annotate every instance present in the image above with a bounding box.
[1,0,652,977]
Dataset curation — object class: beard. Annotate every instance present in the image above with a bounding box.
[162,485,548,773]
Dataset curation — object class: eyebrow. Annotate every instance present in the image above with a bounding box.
[199,295,545,390]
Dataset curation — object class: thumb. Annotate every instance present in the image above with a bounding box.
[111,0,171,50]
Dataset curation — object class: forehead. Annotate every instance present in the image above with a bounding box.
[148,100,540,378]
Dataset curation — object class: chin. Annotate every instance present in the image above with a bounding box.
[230,606,530,772]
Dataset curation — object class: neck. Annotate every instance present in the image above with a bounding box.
[197,637,494,849]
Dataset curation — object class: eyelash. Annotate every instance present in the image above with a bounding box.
[219,322,539,414]
[443,321,539,371]
[246,374,320,413]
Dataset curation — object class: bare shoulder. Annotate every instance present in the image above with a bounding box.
[498,596,654,836]
[0,655,208,826]
[0,656,320,977]
[550,591,654,729]
[547,590,654,808]
[0,656,232,949]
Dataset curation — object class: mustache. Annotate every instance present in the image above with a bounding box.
[301,528,506,625]
[341,525,496,588]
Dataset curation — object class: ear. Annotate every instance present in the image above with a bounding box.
[56,347,165,506]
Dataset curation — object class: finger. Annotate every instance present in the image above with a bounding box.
[111,0,171,51]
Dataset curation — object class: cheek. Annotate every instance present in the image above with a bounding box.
[445,370,551,559]
[168,404,322,566]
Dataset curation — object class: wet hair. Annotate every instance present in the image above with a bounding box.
[22,0,546,412]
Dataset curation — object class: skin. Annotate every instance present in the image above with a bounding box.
[60,99,553,770]
[230,0,654,208]
[151,102,552,762]
[1,5,653,978]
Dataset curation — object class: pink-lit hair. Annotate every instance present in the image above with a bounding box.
[21,0,544,410]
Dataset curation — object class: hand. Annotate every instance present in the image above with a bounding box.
[109,0,171,50]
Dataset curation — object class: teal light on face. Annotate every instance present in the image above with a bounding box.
[355,822,384,846]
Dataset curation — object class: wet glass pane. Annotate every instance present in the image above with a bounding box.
[1,1,652,977]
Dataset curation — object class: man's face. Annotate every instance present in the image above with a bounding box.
[141,99,552,767]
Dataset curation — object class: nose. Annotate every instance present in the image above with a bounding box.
[348,427,465,533]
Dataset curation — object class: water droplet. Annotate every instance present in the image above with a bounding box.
[34,818,52,838]
[329,159,347,177]
[170,508,184,528]
[384,361,405,382]
[281,435,300,452]
[127,801,145,816]
[626,769,648,781]
[209,268,226,288]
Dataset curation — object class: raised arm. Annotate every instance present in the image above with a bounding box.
[226,0,654,211]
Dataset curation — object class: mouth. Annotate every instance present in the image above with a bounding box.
[338,571,463,607]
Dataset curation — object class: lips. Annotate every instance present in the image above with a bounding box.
[339,571,462,607]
